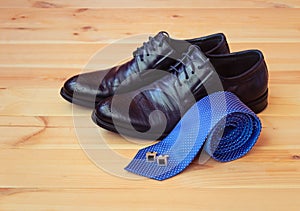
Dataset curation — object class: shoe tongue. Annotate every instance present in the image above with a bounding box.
[153,31,169,43]
[152,31,174,51]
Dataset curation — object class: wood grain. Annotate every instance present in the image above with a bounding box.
[0,8,299,42]
[0,189,299,211]
[1,0,299,8]
[0,0,300,210]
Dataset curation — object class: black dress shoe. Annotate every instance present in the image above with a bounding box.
[92,46,268,139]
[60,31,229,108]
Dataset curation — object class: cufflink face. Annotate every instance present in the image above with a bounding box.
[157,155,169,166]
[146,152,157,162]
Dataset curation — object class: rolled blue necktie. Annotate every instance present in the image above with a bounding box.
[125,91,262,181]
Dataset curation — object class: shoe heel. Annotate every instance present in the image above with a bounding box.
[247,89,268,114]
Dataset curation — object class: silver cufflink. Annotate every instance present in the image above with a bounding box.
[157,155,169,166]
[146,151,157,162]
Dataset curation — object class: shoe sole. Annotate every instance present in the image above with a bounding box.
[91,89,269,140]
[60,87,98,108]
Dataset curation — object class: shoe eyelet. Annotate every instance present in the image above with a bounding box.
[191,71,195,74]
[146,53,150,56]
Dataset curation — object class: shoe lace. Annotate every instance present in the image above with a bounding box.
[133,31,169,62]
[169,51,209,86]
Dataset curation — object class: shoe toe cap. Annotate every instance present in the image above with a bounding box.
[63,75,78,96]
[95,92,163,132]
[63,71,108,101]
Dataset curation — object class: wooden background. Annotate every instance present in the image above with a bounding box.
[1,0,300,210]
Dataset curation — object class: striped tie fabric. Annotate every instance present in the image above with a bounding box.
[125,91,262,181]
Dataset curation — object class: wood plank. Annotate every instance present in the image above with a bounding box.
[0,116,73,127]
[0,89,88,116]
[0,43,300,71]
[0,43,140,69]
[269,71,300,84]
[0,69,77,89]
[0,8,299,42]
[0,188,300,211]
[0,0,299,8]
[0,148,299,188]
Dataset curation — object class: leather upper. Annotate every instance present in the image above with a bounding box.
[210,49,269,104]
[94,46,269,137]
[61,32,229,105]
